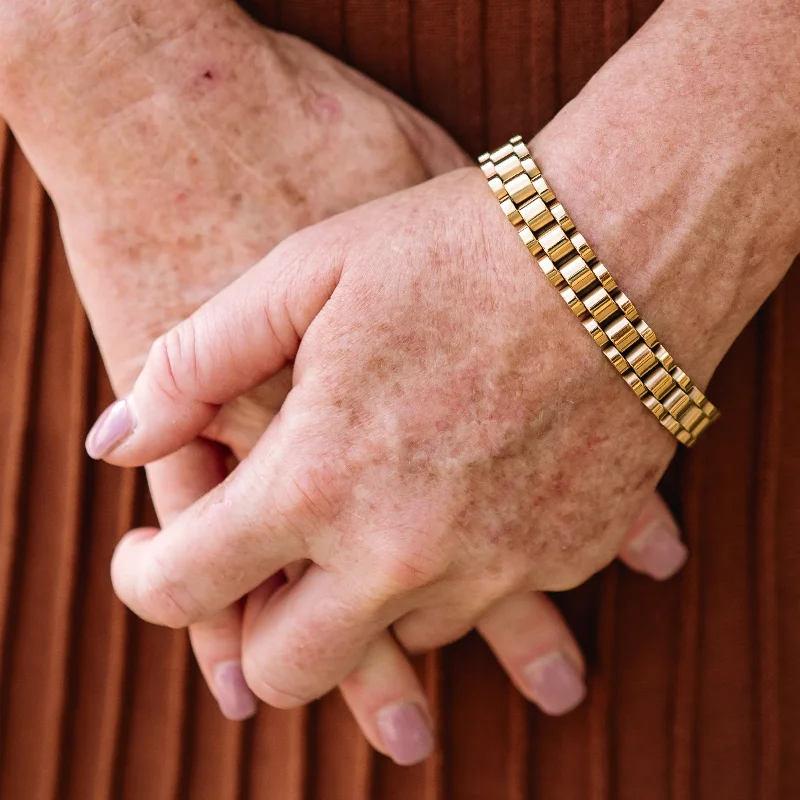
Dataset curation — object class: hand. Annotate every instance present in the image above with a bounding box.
[91,166,695,725]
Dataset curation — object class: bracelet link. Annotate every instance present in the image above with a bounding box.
[479,136,720,447]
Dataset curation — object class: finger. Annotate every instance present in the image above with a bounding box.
[241,565,397,709]
[85,238,341,466]
[393,599,487,655]
[203,367,294,460]
[110,414,306,628]
[477,592,587,717]
[145,438,228,522]
[617,493,688,580]
[188,604,254,721]
[340,634,435,766]
[145,440,258,721]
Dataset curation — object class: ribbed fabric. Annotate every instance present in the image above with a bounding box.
[0,2,798,798]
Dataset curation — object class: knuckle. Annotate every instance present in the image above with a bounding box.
[535,561,596,592]
[148,320,201,402]
[135,553,203,628]
[369,539,449,597]
[275,461,346,532]
[240,653,310,710]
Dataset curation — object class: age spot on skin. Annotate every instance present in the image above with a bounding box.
[312,94,343,123]
[192,66,220,87]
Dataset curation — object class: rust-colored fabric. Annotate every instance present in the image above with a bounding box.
[0,1,798,798]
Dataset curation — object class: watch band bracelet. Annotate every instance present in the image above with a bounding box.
[479,136,719,448]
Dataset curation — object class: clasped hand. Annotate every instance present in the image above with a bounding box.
[88,167,678,755]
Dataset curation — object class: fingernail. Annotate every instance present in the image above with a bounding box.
[376,702,435,766]
[630,520,688,580]
[86,397,136,459]
[213,661,258,721]
[524,653,586,716]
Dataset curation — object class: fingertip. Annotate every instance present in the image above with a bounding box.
[521,652,587,716]
[110,526,200,629]
[624,522,688,580]
[340,634,435,766]
[213,660,259,721]
[375,702,436,766]
[478,592,588,716]
[619,494,687,581]
[85,396,136,460]
[109,526,156,612]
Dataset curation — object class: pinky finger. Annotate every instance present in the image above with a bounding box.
[477,592,586,717]
[340,633,436,767]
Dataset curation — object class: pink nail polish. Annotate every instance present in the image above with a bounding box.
[214,661,258,721]
[376,703,435,766]
[631,521,688,580]
[85,398,136,459]
[524,653,586,716]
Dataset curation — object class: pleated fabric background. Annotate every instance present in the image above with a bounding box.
[0,1,798,798]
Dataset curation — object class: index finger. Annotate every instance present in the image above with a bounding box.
[111,419,307,628]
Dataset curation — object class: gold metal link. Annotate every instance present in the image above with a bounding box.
[506,172,537,204]
[624,371,648,398]
[561,255,598,293]
[532,175,555,203]
[491,143,515,162]
[614,291,639,322]
[518,226,544,257]
[584,317,610,347]
[654,345,676,372]
[519,197,554,233]
[605,316,640,352]
[584,286,618,323]
[677,403,705,430]
[537,255,565,289]
[634,319,658,348]
[604,345,629,375]
[570,233,596,264]
[539,225,574,264]
[500,197,523,227]
[550,203,576,235]
[495,154,524,181]
[591,263,617,292]
[561,286,588,317]
[643,366,675,400]
[627,342,658,376]
[479,136,720,447]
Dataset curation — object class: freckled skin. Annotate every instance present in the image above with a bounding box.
[0,1,466,405]
[230,168,679,598]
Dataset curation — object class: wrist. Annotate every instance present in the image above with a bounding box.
[527,1,800,387]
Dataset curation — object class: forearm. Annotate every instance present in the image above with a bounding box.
[531,0,799,384]
[0,1,302,200]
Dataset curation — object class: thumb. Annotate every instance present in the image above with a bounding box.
[86,237,340,466]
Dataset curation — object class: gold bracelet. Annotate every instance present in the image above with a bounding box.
[479,136,719,447]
